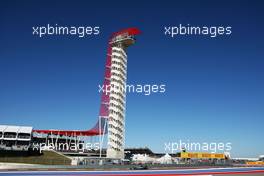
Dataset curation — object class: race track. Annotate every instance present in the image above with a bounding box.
[0,167,264,176]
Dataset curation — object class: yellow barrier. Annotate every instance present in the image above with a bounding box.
[180,152,225,159]
[246,161,264,165]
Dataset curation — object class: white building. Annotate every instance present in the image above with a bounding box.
[132,154,155,164]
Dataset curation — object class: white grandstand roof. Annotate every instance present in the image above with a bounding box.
[0,125,7,132]
[0,125,32,134]
[18,126,33,134]
[5,126,20,133]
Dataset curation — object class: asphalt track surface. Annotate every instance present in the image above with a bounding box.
[0,167,264,175]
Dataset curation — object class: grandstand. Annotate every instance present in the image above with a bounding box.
[0,125,32,151]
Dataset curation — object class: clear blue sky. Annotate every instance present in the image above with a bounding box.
[0,0,263,157]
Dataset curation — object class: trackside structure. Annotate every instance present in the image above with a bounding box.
[32,28,141,159]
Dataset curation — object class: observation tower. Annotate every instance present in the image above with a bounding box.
[33,28,140,159]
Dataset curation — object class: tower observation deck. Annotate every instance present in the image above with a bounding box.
[33,28,140,159]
